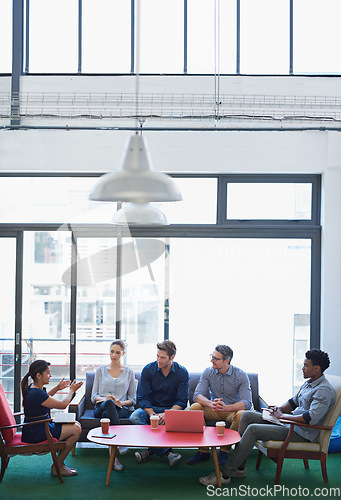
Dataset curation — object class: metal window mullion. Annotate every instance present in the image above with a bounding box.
[311,174,321,226]
[216,175,227,225]
[78,0,82,73]
[164,239,170,340]
[310,230,321,349]
[14,232,24,414]
[289,0,293,74]
[24,0,29,73]
[116,226,122,339]
[236,0,240,74]
[183,0,187,74]
[70,232,78,382]
[11,0,24,126]
[130,0,135,74]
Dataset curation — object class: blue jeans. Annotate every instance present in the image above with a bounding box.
[94,400,131,425]
[129,406,171,457]
[223,410,309,476]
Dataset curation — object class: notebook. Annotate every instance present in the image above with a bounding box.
[53,412,76,424]
[262,409,285,426]
[164,410,204,433]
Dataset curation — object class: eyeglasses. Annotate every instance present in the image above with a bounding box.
[210,354,224,362]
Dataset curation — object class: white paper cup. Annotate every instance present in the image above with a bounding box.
[216,421,226,436]
[150,414,159,430]
[100,418,110,434]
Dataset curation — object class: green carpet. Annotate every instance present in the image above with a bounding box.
[1,447,341,500]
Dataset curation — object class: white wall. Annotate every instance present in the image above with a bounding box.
[1,74,341,375]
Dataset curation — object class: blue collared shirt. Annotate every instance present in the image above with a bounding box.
[137,361,189,410]
[288,374,335,442]
[193,365,253,410]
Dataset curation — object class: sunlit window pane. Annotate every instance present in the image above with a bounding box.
[0,0,12,73]
[121,237,166,371]
[76,237,117,379]
[187,0,236,74]
[139,0,183,73]
[226,183,312,220]
[22,231,72,400]
[82,0,131,73]
[29,0,78,73]
[294,0,341,74]
[240,0,289,74]
[158,178,217,224]
[0,238,16,409]
[0,177,118,224]
[169,238,311,403]
[0,176,215,225]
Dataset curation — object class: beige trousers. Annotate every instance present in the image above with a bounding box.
[190,402,244,453]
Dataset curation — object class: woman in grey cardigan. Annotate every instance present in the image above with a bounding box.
[91,339,136,470]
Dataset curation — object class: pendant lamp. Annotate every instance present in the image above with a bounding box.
[89,134,182,204]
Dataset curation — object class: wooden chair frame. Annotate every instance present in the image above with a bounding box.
[256,418,333,485]
[0,412,66,484]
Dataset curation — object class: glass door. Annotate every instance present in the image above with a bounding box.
[0,237,17,409]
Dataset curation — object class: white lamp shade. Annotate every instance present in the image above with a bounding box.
[113,202,168,225]
[89,135,182,203]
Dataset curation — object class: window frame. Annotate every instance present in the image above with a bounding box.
[0,173,321,411]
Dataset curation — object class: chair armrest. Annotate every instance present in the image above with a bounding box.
[70,388,85,406]
[69,387,85,419]
[0,418,54,431]
[279,418,332,431]
[259,396,269,409]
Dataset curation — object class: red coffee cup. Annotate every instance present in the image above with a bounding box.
[100,418,110,434]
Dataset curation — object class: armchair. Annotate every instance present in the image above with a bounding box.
[0,383,66,483]
[255,374,341,484]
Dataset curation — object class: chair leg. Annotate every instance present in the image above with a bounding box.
[274,457,284,485]
[50,448,64,484]
[0,456,9,482]
[320,453,329,483]
[303,458,309,469]
[71,444,76,456]
[256,450,263,470]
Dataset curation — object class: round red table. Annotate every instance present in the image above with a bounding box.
[87,425,240,486]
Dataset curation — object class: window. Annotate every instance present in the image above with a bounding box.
[5,1,341,76]
[226,182,312,220]
[0,238,16,408]
[139,0,184,74]
[22,231,72,394]
[240,0,289,74]
[29,0,78,73]
[0,174,321,411]
[168,237,311,403]
[82,0,131,73]
[294,0,341,74]
[187,0,236,74]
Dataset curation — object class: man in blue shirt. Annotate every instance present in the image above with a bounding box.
[187,344,252,466]
[130,340,189,467]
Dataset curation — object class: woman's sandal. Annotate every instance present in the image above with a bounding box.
[113,458,124,471]
[51,464,78,477]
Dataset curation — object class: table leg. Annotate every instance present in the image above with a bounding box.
[211,446,221,487]
[105,445,117,486]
